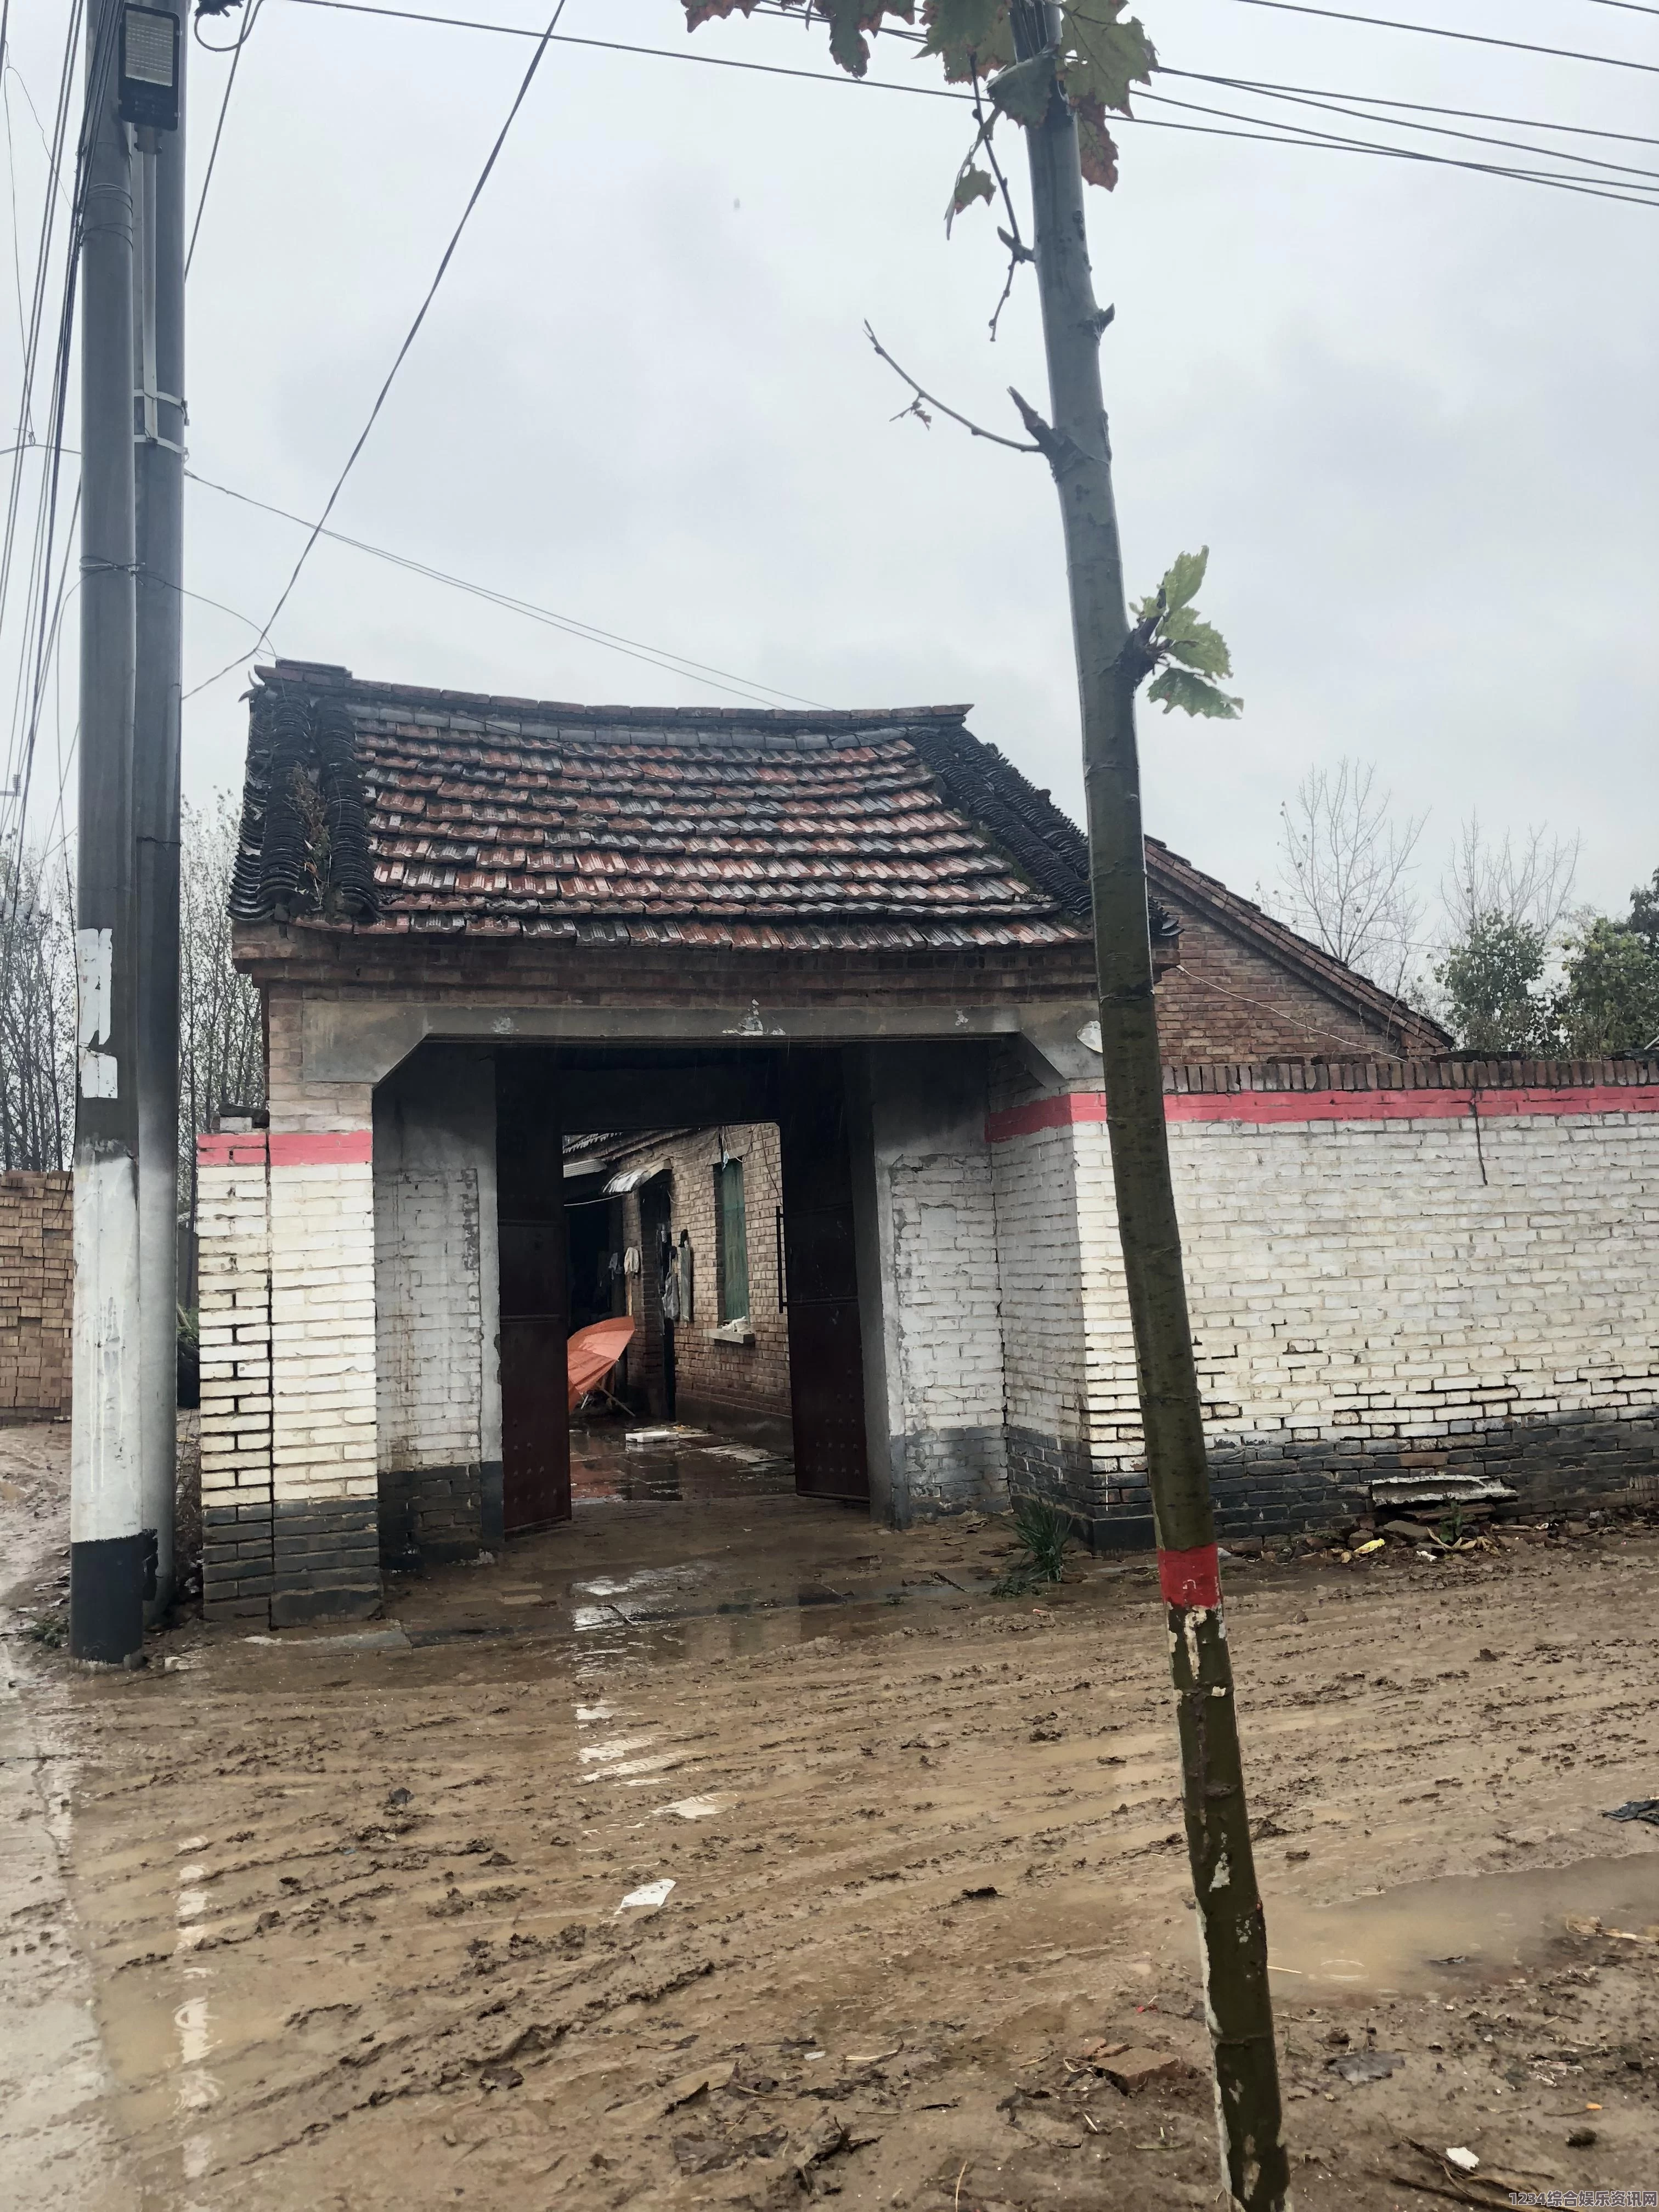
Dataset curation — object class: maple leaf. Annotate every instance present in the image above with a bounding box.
[1072,98,1120,190]
[951,163,997,213]
[1058,1,1156,116]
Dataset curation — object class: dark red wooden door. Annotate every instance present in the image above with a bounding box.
[779,1053,870,1505]
[495,1053,571,1534]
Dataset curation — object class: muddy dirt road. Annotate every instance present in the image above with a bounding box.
[4,1418,1658,2211]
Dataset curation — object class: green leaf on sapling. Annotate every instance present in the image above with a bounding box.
[951,164,997,213]
[1058,1,1157,115]
[1159,611,1234,678]
[923,0,1006,54]
[1147,665,1243,719]
[1159,546,1210,612]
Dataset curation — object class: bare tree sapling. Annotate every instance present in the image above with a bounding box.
[686,4,1288,2202]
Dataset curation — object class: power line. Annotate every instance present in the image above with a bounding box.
[276,0,976,100]
[183,467,830,707]
[1163,70,1659,150]
[186,0,264,279]
[1126,108,1658,205]
[1219,0,1659,78]
[270,0,1659,195]
[1180,83,1659,184]
[1139,88,1659,200]
[0,0,94,881]
[187,0,574,701]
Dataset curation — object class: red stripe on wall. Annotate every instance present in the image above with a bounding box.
[196,1132,268,1166]
[985,1092,1110,1142]
[986,1085,1659,1143]
[267,1130,374,1166]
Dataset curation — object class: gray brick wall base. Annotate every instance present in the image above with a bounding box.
[378,1461,490,1566]
[1007,1410,1659,1554]
[271,1498,381,1626]
[891,1424,1009,1524]
[202,1500,275,1621]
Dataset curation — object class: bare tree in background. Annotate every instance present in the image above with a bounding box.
[1442,816,1579,945]
[0,846,76,1172]
[178,793,263,1218]
[1274,760,1427,1000]
[1,799,259,1197]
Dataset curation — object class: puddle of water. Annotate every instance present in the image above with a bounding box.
[1267,1853,1659,1995]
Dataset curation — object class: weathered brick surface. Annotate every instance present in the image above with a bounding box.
[0,1171,71,1419]
[1153,903,1407,1062]
[885,1145,1008,1516]
[990,1055,1659,1541]
[198,1133,276,1618]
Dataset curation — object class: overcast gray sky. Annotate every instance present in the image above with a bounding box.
[5,0,1657,934]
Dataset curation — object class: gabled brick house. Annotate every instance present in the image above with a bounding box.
[195,661,1659,1626]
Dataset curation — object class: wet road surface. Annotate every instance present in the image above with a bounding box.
[3,1417,1659,2209]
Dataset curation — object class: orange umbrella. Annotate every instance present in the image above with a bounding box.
[567,1316,635,1413]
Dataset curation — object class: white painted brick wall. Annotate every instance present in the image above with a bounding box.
[887,1149,1006,1435]
[196,1150,272,1509]
[269,1155,377,1503]
[1034,1102,1659,1475]
[375,1169,482,1470]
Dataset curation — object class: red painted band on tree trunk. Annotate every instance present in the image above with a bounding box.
[1159,1543,1221,1609]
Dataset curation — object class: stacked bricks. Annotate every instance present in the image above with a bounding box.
[197,1128,275,1619]
[0,1171,71,1419]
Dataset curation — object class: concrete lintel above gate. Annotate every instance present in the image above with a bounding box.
[300,995,1059,1086]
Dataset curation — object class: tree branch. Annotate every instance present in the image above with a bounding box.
[864,325,1041,453]
[1005,385,1069,465]
[968,66,1030,343]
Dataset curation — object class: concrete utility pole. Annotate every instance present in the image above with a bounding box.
[71,0,145,1662]
[133,0,186,1621]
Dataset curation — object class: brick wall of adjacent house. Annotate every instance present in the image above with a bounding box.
[605,1124,791,1421]
[989,1057,1659,1543]
[0,1171,71,1420]
[1152,903,1410,1062]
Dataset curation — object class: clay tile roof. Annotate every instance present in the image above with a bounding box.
[232,662,1097,951]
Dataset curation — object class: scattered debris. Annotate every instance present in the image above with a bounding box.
[1445,2147,1480,2172]
[960,1884,999,1900]
[1327,2049,1401,2084]
[657,1795,730,1821]
[616,1878,675,1913]
[1604,1799,1659,1827]
[1093,2047,1193,2092]
[662,2061,733,2113]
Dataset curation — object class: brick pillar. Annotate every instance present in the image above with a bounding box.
[197,1129,275,1621]
[268,1129,381,1624]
